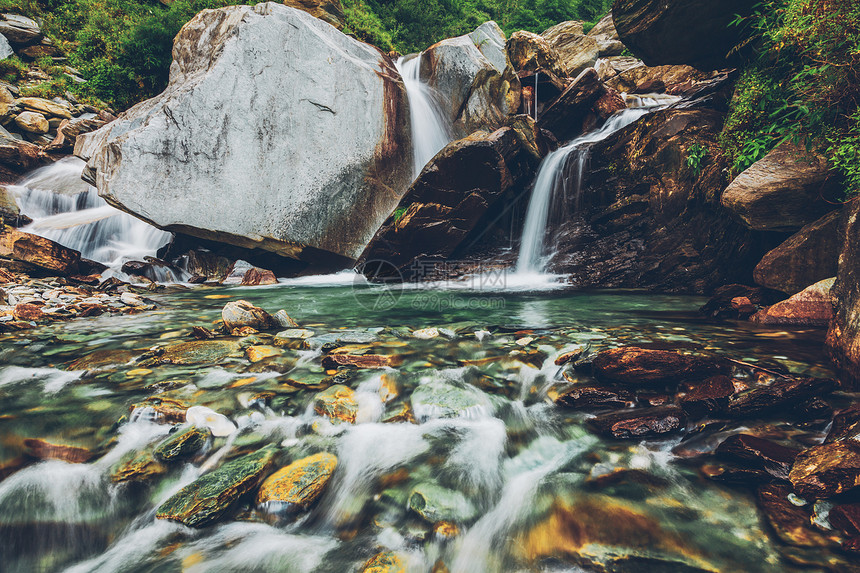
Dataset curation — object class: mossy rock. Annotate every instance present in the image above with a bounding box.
[313,385,358,423]
[156,340,243,366]
[153,425,210,462]
[111,450,166,483]
[256,452,337,511]
[361,552,406,573]
[156,445,278,527]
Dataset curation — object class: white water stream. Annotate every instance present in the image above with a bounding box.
[8,157,173,277]
[515,95,680,276]
[395,55,453,179]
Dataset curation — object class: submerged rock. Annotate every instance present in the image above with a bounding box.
[756,484,837,547]
[111,450,166,483]
[156,445,278,527]
[554,385,635,410]
[588,406,687,439]
[321,354,392,369]
[155,340,242,366]
[790,442,860,498]
[185,406,237,437]
[826,404,860,442]
[677,375,735,419]
[726,376,836,418]
[313,385,358,423]
[716,434,799,481]
[75,3,412,265]
[409,482,477,523]
[361,552,407,573]
[222,300,279,331]
[255,452,337,512]
[153,425,210,461]
[592,346,727,386]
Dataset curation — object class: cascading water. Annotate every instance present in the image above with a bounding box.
[9,157,176,278]
[395,55,453,178]
[515,96,679,276]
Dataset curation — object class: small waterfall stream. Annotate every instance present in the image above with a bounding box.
[395,55,452,179]
[9,157,173,277]
[515,96,680,276]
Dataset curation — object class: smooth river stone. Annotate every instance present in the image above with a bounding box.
[255,452,337,511]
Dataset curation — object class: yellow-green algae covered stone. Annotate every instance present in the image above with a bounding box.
[153,425,210,461]
[361,551,406,573]
[255,452,337,509]
[156,445,278,527]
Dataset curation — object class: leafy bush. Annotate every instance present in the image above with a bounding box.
[721,0,860,195]
[686,143,708,177]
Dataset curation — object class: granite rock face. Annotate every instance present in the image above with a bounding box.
[76,3,412,265]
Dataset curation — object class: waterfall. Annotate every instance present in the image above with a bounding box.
[9,157,174,276]
[515,97,678,275]
[395,55,452,179]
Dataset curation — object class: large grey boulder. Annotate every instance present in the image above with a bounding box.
[0,34,12,60]
[422,23,520,137]
[75,3,412,264]
[721,142,840,232]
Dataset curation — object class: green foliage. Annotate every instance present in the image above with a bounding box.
[720,0,860,196]
[7,0,611,110]
[393,206,408,224]
[0,56,28,84]
[686,143,708,177]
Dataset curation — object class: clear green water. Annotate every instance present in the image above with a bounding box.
[0,277,841,572]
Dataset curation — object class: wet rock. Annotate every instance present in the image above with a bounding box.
[612,0,755,70]
[506,30,567,78]
[111,450,167,483]
[722,141,840,232]
[409,482,477,523]
[155,340,242,366]
[272,328,314,349]
[541,21,603,77]
[716,434,800,481]
[829,504,860,537]
[536,68,606,142]
[677,375,735,419]
[606,64,717,96]
[410,379,489,421]
[0,226,80,275]
[240,267,277,286]
[359,127,535,279]
[185,405,237,437]
[12,302,44,322]
[221,300,279,331]
[588,406,687,439]
[790,441,860,498]
[422,22,521,135]
[0,134,46,173]
[44,116,108,153]
[592,346,727,386]
[313,385,358,423]
[753,210,841,295]
[153,425,210,461]
[156,445,278,527]
[555,385,635,410]
[594,55,643,81]
[361,552,406,573]
[699,284,771,319]
[730,297,757,315]
[826,404,860,442]
[827,199,860,389]
[0,185,29,227]
[726,376,836,418]
[555,346,585,365]
[321,354,392,370]
[190,326,215,340]
[756,484,837,547]
[750,278,834,326]
[255,452,337,512]
[546,107,760,293]
[22,438,95,463]
[272,309,299,329]
[246,345,282,363]
[17,97,72,120]
[76,3,412,265]
[700,462,771,485]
